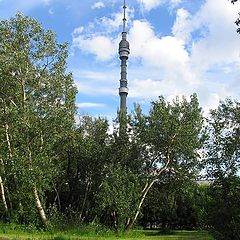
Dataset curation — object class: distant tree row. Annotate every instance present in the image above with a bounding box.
[0,14,240,240]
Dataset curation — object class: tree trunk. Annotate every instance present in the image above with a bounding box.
[112,210,118,232]
[125,158,170,231]
[79,180,91,221]
[33,186,47,226]
[5,123,13,158]
[125,179,157,231]
[0,176,8,211]
[53,182,61,211]
[3,123,14,209]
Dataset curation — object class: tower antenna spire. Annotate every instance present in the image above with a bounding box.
[123,0,127,32]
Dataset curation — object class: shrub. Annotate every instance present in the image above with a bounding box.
[207,176,240,240]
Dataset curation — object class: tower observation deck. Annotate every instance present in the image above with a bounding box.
[118,0,130,113]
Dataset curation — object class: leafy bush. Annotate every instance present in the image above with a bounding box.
[207,176,240,240]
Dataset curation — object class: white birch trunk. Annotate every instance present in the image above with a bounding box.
[33,186,47,226]
[125,155,171,231]
[0,176,8,211]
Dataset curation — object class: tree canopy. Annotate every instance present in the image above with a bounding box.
[0,13,77,225]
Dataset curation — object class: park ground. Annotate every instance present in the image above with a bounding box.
[0,224,213,240]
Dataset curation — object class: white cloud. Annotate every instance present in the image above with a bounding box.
[77,102,106,108]
[137,0,163,11]
[190,0,240,71]
[171,0,240,72]
[73,69,117,96]
[73,26,84,35]
[72,35,116,61]
[130,78,167,98]
[91,1,105,9]
[172,8,192,42]
[137,0,182,11]
[72,9,194,99]
[71,0,240,114]
[76,81,116,96]
[71,7,134,61]
[129,20,189,68]
[128,0,240,112]
[99,12,124,32]
[74,70,111,81]
[94,7,134,33]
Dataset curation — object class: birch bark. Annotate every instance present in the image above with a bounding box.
[33,186,47,226]
[0,176,8,211]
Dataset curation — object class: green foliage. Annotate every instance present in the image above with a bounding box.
[50,116,109,223]
[207,176,240,240]
[101,94,205,231]
[207,99,240,177]
[96,164,141,230]
[141,179,209,230]
[132,94,205,179]
[205,99,240,239]
[0,13,76,225]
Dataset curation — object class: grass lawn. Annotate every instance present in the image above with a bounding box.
[0,229,213,240]
[0,224,213,240]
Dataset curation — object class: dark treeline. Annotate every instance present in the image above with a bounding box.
[0,14,240,240]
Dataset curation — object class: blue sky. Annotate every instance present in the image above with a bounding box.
[1,0,240,119]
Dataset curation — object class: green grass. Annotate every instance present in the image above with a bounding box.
[0,224,213,240]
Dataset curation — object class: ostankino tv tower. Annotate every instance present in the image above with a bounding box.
[118,0,130,113]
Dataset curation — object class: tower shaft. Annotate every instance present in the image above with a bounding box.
[118,1,130,113]
[119,58,128,111]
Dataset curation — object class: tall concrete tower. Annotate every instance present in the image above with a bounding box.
[118,0,130,113]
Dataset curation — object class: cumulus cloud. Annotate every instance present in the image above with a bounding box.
[91,1,105,9]
[99,12,125,32]
[71,0,240,113]
[128,19,195,88]
[130,78,175,98]
[137,0,182,11]
[172,0,240,71]
[73,69,117,96]
[95,7,134,33]
[76,81,116,96]
[72,35,116,61]
[172,8,192,42]
[129,20,189,68]
[77,102,106,108]
[73,26,84,35]
[190,0,240,71]
[72,7,134,61]
[128,0,240,112]
[137,0,164,11]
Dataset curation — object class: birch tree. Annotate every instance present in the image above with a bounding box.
[206,99,240,178]
[0,13,77,225]
[124,94,205,230]
[96,95,205,231]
